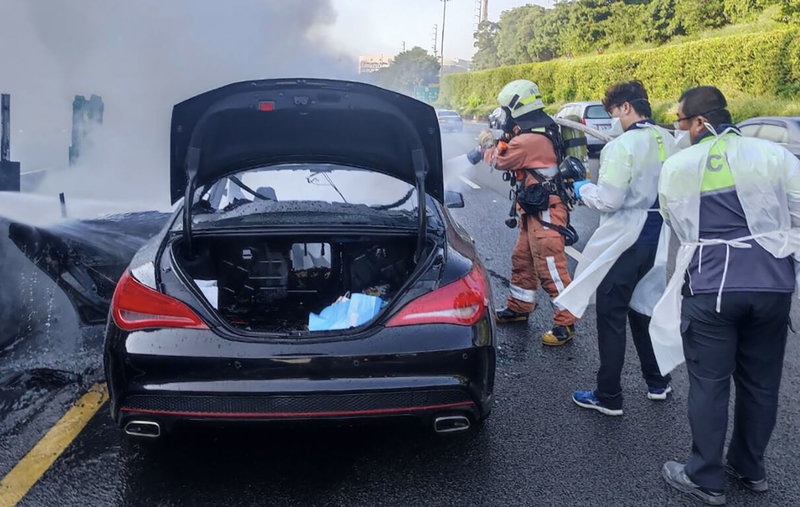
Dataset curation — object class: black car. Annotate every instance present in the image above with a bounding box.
[737,116,800,159]
[9,79,496,439]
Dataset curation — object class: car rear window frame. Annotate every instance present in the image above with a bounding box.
[584,105,611,120]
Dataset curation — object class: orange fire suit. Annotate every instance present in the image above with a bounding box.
[486,133,578,327]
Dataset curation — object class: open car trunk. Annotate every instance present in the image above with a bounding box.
[172,231,425,333]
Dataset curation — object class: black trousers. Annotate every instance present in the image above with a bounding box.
[595,242,671,409]
[682,291,791,491]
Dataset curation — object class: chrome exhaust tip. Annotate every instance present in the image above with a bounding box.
[433,415,471,433]
[124,420,161,438]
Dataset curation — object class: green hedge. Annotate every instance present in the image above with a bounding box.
[441,29,800,120]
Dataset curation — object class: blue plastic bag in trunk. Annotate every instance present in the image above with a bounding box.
[308,293,383,331]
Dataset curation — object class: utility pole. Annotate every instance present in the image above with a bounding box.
[402,41,406,52]
[440,0,451,77]
[481,0,488,22]
[432,24,438,58]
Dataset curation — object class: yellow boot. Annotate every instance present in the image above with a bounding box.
[542,325,574,346]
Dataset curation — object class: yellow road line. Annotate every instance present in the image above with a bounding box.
[0,383,108,507]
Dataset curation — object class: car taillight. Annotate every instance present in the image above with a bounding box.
[111,269,208,331]
[386,264,489,327]
[581,118,587,125]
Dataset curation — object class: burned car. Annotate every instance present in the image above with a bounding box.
[10,79,496,438]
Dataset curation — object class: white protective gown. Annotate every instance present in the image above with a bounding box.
[554,124,678,318]
[650,131,800,375]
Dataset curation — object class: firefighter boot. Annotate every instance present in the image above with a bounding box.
[495,307,530,324]
[542,324,574,346]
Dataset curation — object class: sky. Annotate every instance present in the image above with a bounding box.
[324,0,553,62]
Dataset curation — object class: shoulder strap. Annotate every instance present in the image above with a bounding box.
[643,126,667,163]
[519,126,564,164]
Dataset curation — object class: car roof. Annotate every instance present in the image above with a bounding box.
[738,116,800,125]
[560,101,603,108]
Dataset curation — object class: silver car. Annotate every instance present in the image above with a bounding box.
[554,101,612,154]
[737,116,800,159]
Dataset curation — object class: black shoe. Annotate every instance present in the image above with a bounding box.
[542,324,574,346]
[725,464,768,492]
[495,307,529,323]
[662,461,726,505]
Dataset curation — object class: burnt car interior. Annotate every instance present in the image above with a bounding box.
[175,235,417,332]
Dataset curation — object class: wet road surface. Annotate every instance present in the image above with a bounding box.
[2,123,800,506]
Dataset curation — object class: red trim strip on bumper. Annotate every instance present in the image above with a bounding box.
[120,401,475,419]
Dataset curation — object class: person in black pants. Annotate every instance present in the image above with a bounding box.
[658,86,800,505]
[566,81,674,416]
[591,243,671,415]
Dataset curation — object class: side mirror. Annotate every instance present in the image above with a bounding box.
[445,190,465,209]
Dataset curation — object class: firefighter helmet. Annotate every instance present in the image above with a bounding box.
[497,80,545,118]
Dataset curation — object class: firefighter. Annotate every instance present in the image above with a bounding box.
[475,79,579,346]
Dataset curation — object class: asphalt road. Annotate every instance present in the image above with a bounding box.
[1,122,799,506]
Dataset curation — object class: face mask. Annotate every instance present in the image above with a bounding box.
[609,117,624,137]
[674,129,691,150]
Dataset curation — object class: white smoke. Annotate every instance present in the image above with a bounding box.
[0,0,355,211]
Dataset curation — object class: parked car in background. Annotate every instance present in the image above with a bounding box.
[436,109,464,133]
[488,107,504,129]
[554,101,612,155]
[737,116,800,158]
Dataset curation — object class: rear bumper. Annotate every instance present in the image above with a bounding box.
[105,318,495,429]
[117,387,481,429]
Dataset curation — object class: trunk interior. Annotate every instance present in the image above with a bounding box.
[172,233,423,333]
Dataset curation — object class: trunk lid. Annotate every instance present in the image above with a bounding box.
[170,78,444,204]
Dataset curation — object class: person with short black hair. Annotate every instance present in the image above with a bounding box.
[653,85,800,505]
[555,80,677,416]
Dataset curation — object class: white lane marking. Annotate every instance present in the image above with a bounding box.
[458,175,481,189]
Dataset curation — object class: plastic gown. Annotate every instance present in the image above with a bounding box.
[650,132,800,374]
[554,124,678,318]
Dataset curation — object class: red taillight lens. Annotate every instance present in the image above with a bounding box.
[258,101,275,112]
[386,264,489,327]
[111,270,209,331]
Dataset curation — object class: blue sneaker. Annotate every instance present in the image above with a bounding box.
[572,390,623,416]
[647,384,673,401]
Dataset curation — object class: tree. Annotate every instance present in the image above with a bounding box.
[472,21,500,70]
[777,0,800,22]
[674,0,727,34]
[370,47,440,95]
[644,0,680,43]
[495,5,546,65]
[559,0,617,56]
